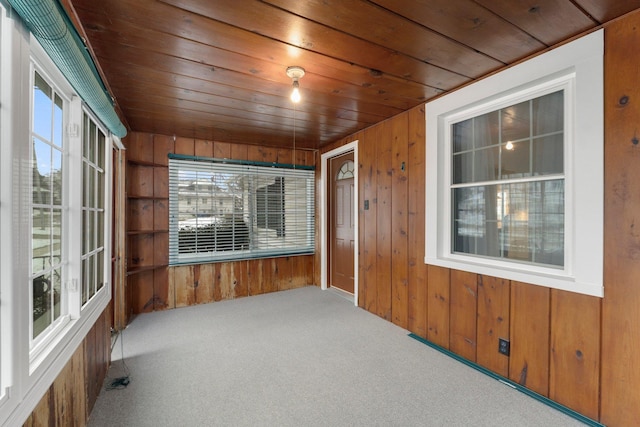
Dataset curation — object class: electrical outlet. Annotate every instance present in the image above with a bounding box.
[498,338,510,356]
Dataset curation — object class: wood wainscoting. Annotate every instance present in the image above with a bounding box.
[322,11,640,424]
[23,307,111,427]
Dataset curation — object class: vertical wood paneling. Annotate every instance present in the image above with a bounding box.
[128,199,154,230]
[25,307,111,427]
[153,134,174,166]
[173,265,195,308]
[476,275,510,376]
[449,269,477,361]
[23,389,52,427]
[549,290,600,420]
[601,10,640,426]
[427,265,450,349]
[391,113,409,328]
[230,142,248,160]
[214,141,231,158]
[154,199,168,230]
[376,121,393,320]
[129,270,154,314]
[196,263,215,304]
[166,267,176,309]
[509,282,550,396]
[407,105,427,338]
[276,257,294,291]
[194,139,214,157]
[361,128,378,312]
[127,165,153,197]
[153,166,168,198]
[262,258,278,294]
[234,260,249,298]
[174,137,195,155]
[128,234,154,268]
[126,132,153,163]
[215,262,236,301]
[248,259,264,295]
[153,268,170,310]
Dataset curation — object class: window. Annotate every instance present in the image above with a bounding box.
[169,156,315,264]
[0,10,115,426]
[451,90,565,267]
[81,112,106,306]
[31,69,67,343]
[426,30,604,297]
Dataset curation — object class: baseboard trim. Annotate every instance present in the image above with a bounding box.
[408,333,603,427]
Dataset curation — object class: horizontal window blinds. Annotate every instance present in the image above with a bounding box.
[169,157,315,265]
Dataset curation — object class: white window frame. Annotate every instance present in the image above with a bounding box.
[425,30,604,297]
[0,12,113,425]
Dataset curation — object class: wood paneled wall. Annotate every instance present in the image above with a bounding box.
[124,133,316,320]
[23,306,111,427]
[323,11,640,424]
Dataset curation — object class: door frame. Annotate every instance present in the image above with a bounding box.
[320,140,358,305]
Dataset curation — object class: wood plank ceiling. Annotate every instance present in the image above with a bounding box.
[63,0,640,149]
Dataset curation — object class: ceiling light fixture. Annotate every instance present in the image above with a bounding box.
[286,66,305,103]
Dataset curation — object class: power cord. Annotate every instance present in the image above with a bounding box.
[105,327,131,391]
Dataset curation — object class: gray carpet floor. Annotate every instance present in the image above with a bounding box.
[88,286,586,426]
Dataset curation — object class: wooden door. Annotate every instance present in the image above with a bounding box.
[330,153,355,293]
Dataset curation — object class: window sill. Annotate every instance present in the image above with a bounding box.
[425,255,603,297]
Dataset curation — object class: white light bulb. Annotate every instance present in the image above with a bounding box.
[291,86,301,103]
[505,141,514,150]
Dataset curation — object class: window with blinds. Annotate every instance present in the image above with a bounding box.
[168,155,315,265]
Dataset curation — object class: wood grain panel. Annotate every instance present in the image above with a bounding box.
[230,142,248,161]
[427,265,450,349]
[449,269,477,361]
[128,198,154,230]
[154,267,172,310]
[375,121,393,321]
[125,132,153,163]
[153,166,168,198]
[154,199,169,230]
[218,262,238,300]
[509,282,550,396]
[371,0,545,62]
[361,127,378,312]
[473,0,595,45]
[214,141,232,159]
[196,263,215,304]
[234,260,249,298]
[173,265,196,308]
[264,0,502,78]
[174,137,195,156]
[247,144,278,163]
[166,267,176,309]
[53,344,86,426]
[248,259,264,296]
[600,11,640,425]
[127,164,153,197]
[262,258,278,294]
[128,233,154,268]
[129,270,155,313]
[23,385,51,426]
[407,105,427,338]
[476,275,510,376]
[274,257,292,291]
[194,139,214,158]
[391,112,409,328]
[549,290,600,419]
[153,133,174,166]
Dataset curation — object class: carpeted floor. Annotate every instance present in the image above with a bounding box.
[88,286,586,426]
